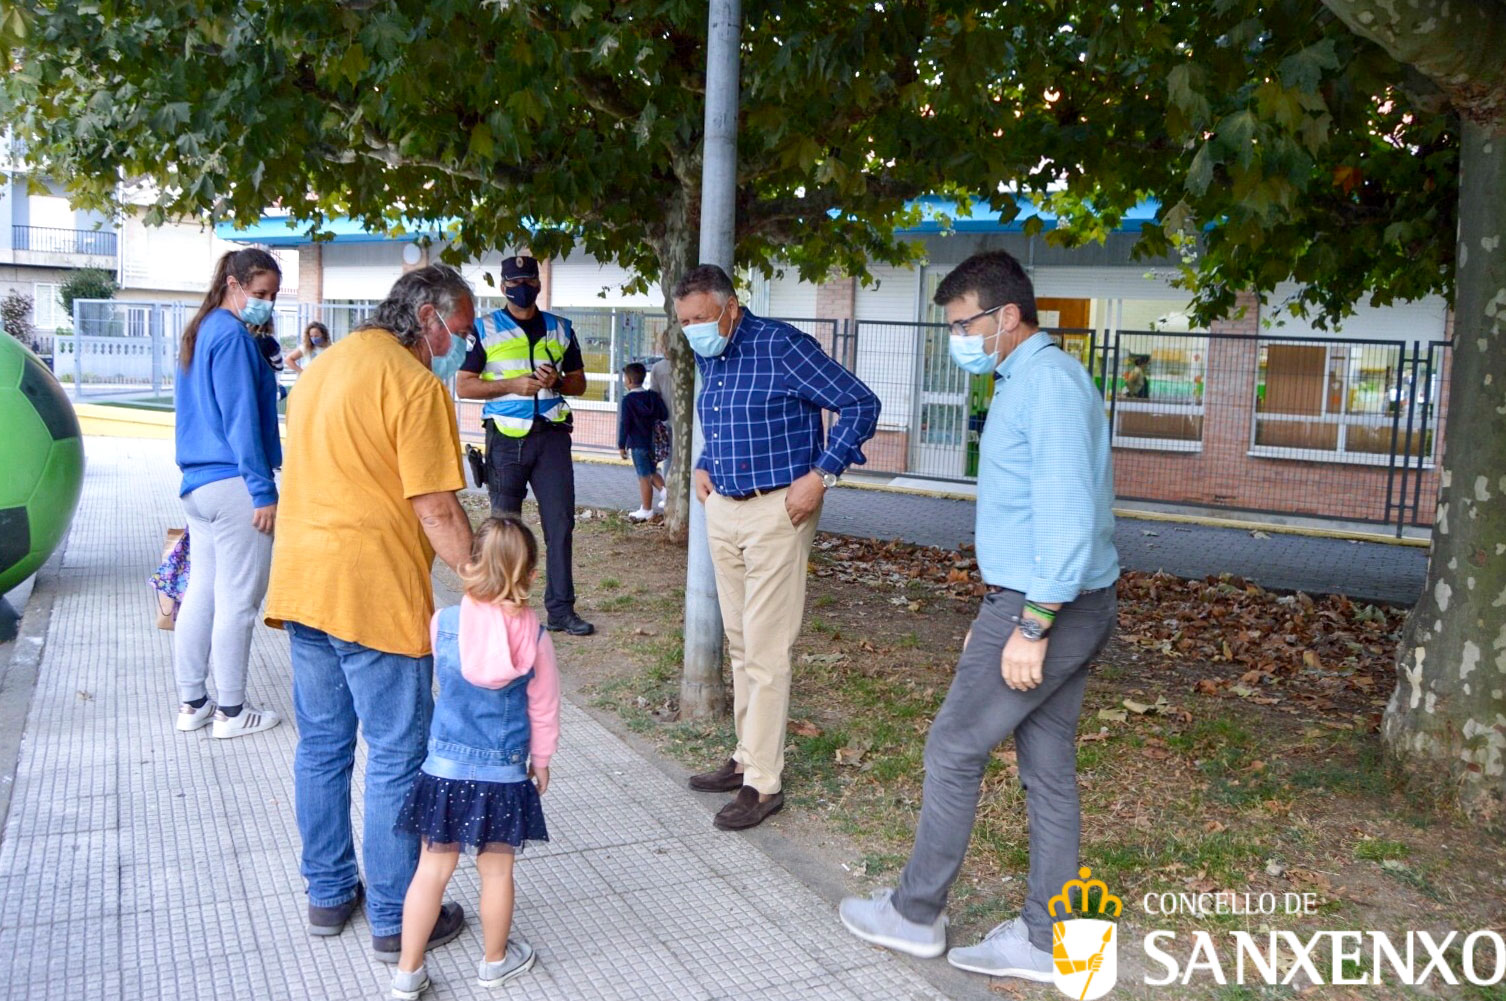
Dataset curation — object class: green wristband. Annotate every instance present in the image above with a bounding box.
[1025,601,1057,622]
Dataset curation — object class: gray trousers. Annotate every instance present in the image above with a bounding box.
[893,585,1116,953]
[173,476,273,708]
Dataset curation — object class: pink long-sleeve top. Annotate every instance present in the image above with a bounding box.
[429,595,561,769]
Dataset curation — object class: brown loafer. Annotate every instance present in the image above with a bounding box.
[689,757,744,793]
[713,785,784,830]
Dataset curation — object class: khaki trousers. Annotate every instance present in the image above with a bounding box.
[704,488,820,794]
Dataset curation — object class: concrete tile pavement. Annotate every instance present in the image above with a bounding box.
[0,438,961,1001]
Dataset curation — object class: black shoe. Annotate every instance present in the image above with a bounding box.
[713,786,785,831]
[689,758,745,793]
[371,901,466,963]
[546,612,596,636]
[308,882,363,937]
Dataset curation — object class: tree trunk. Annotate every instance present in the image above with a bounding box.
[654,223,696,541]
[1382,119,1506,824]
[652,192,728,719]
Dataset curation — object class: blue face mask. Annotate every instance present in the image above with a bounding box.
[948,333,1003,375]
[427,317,470,381]
[505,283,540,309]
[237,285,275,328]
[682,303,731,357]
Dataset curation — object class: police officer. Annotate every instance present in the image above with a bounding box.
[456,255,595,636]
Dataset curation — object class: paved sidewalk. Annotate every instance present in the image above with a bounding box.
[568,459,1429,606]
[0,439,957,1001]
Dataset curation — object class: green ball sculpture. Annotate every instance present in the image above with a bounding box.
[0,332,85,594]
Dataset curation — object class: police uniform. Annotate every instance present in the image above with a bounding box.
[461,255,593,634]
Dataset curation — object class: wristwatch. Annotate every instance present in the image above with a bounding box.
[1016,616,1051,642]
[820,471,839,489]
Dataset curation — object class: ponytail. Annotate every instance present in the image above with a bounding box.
[180,247,281,369]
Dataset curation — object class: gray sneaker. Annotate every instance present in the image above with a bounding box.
[389,965,429,1000]
[478,938,537,987]
[838,888,947,958]
[947,916,1054,981]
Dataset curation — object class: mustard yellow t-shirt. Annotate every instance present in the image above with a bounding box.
[264,328,465,657]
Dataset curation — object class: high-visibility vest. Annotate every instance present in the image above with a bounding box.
[475,308,574,437]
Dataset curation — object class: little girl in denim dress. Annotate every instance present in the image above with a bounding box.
[390,517,560,999]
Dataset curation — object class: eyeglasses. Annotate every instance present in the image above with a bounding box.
[948,304,1006,338]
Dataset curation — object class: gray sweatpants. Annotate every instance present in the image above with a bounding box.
[173,476,273,708]
[892,585,1116,953]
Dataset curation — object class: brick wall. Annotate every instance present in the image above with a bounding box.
[1109,293,1449,525]
[815,275,855,324]
[297,245,322,304]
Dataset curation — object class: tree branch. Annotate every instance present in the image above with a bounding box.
[1321,0,1506,129]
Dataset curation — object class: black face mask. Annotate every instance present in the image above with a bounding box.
[505,284,540,309]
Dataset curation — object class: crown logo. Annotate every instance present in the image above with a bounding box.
[1049,867,1123,920]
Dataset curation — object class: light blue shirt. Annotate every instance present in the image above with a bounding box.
[975,331,1119,602]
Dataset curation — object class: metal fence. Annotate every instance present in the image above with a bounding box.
[839,319,1449,532]
[52,293,1450,533]
[12,225,118,257]
[57,299,188,403]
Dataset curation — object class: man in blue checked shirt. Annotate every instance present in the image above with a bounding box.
[840,250,1120,984]
[672,264,880,831]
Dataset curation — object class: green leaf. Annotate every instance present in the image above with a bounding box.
[1167,63,1210,125]
[1277,39,1340,93]
[468,121,494,160]
[340,44,370,86]
[1186,143,1215,196]
[0,4,27,41]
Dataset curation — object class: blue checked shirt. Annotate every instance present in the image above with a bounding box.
[976,331,1120,602]
[694,311,880,497]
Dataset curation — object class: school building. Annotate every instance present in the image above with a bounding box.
[214,198,1448,535]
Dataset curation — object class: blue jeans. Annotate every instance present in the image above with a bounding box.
[287,622,434,938]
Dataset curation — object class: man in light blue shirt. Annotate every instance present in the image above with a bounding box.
[840,250,1120,983]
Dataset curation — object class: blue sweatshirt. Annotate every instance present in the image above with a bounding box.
[617,387,668,450]
[175,308,282,506]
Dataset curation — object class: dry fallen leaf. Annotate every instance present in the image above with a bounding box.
[835,744,869,767]
[1097,708,1129,724]
[1123,695,1170,715]
[788,720,823,738]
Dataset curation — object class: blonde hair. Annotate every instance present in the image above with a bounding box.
[460,516,538,607]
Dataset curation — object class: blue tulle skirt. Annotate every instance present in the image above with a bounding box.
[395,772,549,852]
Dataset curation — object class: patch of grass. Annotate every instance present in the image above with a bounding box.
[1077,744,1106,772]
[1354,838,1409,862]
[1376,858,1446,902]
[599,577,621,590]
[807,617,835,635]
[1288,732,1391,798]
[898,631,921,649]
[814,594,837,608]
[596,594,636,612]
[859,851,907,876]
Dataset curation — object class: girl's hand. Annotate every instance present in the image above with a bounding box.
[529,765,549,795]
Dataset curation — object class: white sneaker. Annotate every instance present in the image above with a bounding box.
[176,700,217,732]
[653,487,666,509]
[211,705,282,739]
[946,916,1054,981]
[839,888,947,958]
[628,508,654,522]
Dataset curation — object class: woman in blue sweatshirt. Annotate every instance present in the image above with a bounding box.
[172,247,285,740]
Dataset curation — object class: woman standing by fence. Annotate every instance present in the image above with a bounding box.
[171,247,285,739]
[286,320,331,374]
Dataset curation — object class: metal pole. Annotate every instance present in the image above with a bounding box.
[682,0,739,706]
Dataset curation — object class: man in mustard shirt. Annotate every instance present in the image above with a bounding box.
[264,264,476,963]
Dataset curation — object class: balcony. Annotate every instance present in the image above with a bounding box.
[12,224,118,257]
